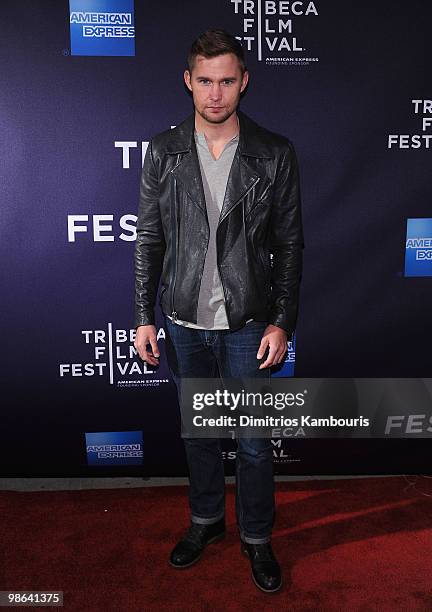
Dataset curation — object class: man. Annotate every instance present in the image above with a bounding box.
[134,29,303,593]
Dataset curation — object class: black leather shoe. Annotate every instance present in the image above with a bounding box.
[169,518,225,568]
[241,541,282,592]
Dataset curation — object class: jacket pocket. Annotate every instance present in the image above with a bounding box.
[258,248,271,279]
[159,285,168,307]
[245,181,273,220]
[257,248,271,302]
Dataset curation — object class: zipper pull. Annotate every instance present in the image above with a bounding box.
[171,311,178,322]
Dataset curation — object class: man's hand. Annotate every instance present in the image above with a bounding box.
[134,325,160,366]
[257,324,288,369]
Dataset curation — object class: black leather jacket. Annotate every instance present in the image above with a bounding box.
[134,109,304,338]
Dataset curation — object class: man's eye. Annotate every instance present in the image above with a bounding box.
[223,80,234,85]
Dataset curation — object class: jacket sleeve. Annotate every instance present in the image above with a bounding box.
[268,141,304,339]
[134,139,166,328]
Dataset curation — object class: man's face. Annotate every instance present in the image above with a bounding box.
[184,53,249,125]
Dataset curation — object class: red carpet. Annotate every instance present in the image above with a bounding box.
[1,477,432,611]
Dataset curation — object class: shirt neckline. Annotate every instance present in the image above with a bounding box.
[194,131,239,161]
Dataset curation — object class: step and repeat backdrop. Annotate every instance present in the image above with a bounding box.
[1,0,431,476]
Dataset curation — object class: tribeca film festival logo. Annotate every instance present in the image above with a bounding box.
[405,218,432,277]
[388,99,432,149]
[85,431,143,465]
[69,0,135,56]
[229,0,319,66]
[59,323,168,388]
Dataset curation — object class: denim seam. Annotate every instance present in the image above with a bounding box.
[241,534,271,544]
[236,445,245,540]
[191,509,225,525]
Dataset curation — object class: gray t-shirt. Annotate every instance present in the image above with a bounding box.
[168,129,243,329]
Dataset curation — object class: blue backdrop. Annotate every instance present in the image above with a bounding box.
[1,0,431,476]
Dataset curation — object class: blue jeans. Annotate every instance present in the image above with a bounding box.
[164,316,275,544]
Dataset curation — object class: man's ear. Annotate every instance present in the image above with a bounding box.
[184,70,192,91]
[240,70,249,93]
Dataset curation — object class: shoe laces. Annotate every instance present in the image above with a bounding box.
[252,542,275,561]
[183,522,207,548]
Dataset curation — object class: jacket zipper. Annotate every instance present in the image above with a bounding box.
[171,217,178,321]
[217,263,231,329]
[218,176,260,226]
[217,176,261,328]
[170,155,182,322]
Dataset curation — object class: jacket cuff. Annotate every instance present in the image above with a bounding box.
[134,311,156,329]
[268,313,295,342]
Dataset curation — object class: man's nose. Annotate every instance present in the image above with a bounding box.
[209,84,222,100]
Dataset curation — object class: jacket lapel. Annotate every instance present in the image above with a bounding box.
[218,151,261,224]
[171,141,207,218]
[167,109,274,223]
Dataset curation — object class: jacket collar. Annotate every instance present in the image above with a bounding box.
[169,109,273,224]
[165,109,274,159]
